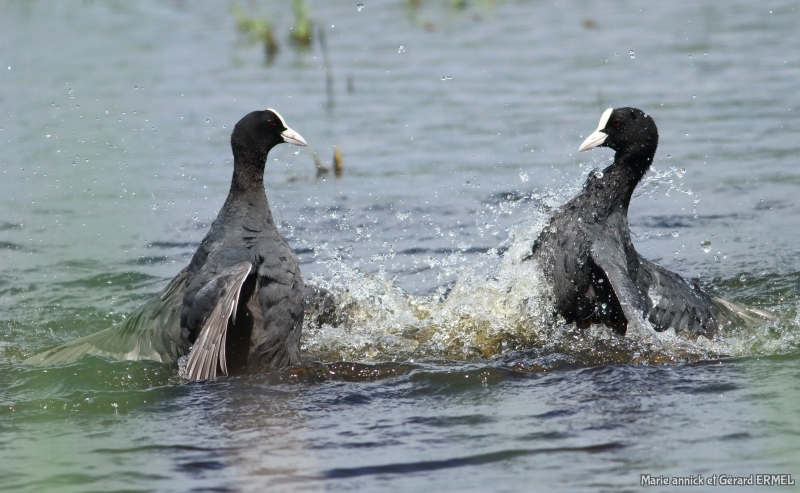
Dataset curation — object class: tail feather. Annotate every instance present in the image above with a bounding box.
[712,295,776,327]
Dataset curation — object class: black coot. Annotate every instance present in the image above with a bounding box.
[527,107,770,337]
[29,109,310,380]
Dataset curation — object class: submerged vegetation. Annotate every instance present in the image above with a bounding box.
[232,0,313,64]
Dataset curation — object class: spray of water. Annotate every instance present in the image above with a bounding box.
[301,165,797,367]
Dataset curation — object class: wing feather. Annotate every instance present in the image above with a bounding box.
[27,268,191,365]
[184,261,252,381]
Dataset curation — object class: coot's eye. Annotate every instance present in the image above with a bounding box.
[613,120,622,128]
[268,121,277,126]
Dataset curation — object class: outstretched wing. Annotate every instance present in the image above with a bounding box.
[589,236,650,332]
[27,268,191,365]
[184,261,252,380]
[638,256,774,334]
[635,256,723,336]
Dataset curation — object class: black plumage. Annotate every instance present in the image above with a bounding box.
[527,107,770,337]
[29,109,310,379]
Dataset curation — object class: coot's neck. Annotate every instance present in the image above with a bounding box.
[230,137,270,194]
[580,141,657,220]
[220,135,276,228]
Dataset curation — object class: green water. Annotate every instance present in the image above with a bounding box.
[2,1,800,491]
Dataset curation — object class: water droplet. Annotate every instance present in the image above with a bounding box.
[629,50,635,59]
[519,171,529,182]
[441,75,452,81]
[680,167,685,173]
[667,154,671,158]
[704,52,708,56]
[601,303,608,312]
[740,275,746,282]
[357,3,364,11]
[594,170,604,178]
[701,240,712,253]
[466,180,471,185]
[672,231,679,238]
[293,149,300,155]
[398,45,405,54]
[693,95,696,99]
[713,254,720,262]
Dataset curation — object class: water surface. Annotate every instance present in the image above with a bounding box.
[1,1,800,491]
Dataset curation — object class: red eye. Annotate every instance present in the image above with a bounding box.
[268,121,277,126]
[614,121,622,128]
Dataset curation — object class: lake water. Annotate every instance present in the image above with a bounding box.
[2,1,800,491]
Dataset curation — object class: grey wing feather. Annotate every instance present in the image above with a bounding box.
[636,256,721,335]
[27,268,191,365]
[637,255,774,335]
[590,237,649,328]
[184,261,252,381]
[710,295,775,326]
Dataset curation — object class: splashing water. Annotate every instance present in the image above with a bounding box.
[300,167,796,368]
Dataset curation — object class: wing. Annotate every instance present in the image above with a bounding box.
[27,268,191,365]
[635,256,722,336]
[589,236,650,333]
[184,261,252,381]
[638,255,774,335]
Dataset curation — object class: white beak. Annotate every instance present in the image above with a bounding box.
[281,126,308,146]
[578,129,608,152]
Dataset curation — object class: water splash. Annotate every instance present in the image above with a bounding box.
[301,168,794,368]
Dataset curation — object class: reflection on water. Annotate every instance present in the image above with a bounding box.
[2,1,800,492]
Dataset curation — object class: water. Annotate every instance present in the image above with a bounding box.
[2,1,800,491]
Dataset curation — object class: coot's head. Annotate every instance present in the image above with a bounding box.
[578,107,658,156]
[233,108,307,157]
